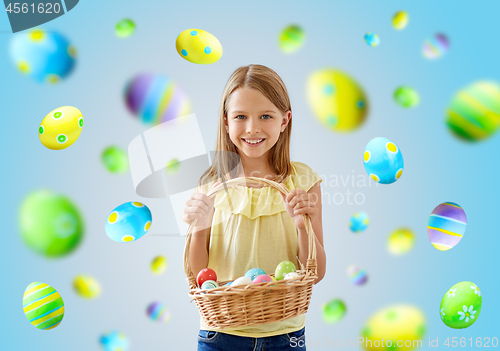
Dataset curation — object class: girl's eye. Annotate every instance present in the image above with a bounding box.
[262,115,271,119]
[235,115,272,119]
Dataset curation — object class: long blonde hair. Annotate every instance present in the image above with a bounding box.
[197,64,293,191]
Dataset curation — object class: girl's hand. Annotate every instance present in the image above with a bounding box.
[280,189,318,230]
[182,182,221,228]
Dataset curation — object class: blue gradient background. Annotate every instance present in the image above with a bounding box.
[1,0,499,350]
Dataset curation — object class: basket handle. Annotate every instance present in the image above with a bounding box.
[183,177,317,289]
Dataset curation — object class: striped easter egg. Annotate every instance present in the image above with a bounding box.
[427,202,467,251]
[146,302,171,323]
[347,265,368,286]
[23,282,64,330]
[446,81,500,142]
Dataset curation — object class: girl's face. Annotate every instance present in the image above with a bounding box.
[225,87,290,166]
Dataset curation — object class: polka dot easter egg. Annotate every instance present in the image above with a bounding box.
[23,282,65,330]
[322,298,347,324]
[245,268,267,281]
[147,302,171,322]
[73,274,101,299]
[252,274,272,284]
[100,331,129,351]
[440,281,482,329]
[427,202,467,251]
[105,201,152,243]
[176,29,222,64]
[348,265,368,286]
[275,261,296,280]
[361,304,426,350]
[197,268,217,287]
[363,137,404,184]
[446,81,500,142]
[349,212,369,233]
[284,272,300,280]
[39,106,83,150]
[364,33,380,47]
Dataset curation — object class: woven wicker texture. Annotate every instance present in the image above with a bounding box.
[183,177,317,329]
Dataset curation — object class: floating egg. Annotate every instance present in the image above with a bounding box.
[307,69,368,132]
[427,202,467,251]
[422,33,449,59]
[39,106,83,150]
[175,29,222,65]
[165,158,181,175]
[124,73,191,125]
[23,282,65,330]
[115,19,136,38]
[278,25,305,53]
[349,212,369,233]
[151,255,168,274]
[197,268,217,287]
[275,261,296,281]
[201,280,219,289]
[363,137,404,184]
[105,201,152,243]
[231,276,252,287]
[100,331,129,351]
[364,33,380,47]
[394,86,420,108]
[388,228,415,255]
[440,281,482,329]
[446,81,500,142]
[19,189,84,257]
[347,265,368,286]
[73,274,101,299]
[245,268,267,281]
[322,299,347,324]
[146,302,171,322]
[361,304,426,351]
[392,11,409,30]
[252,274,272,284]
[10,28,76,83]
[101,146,129,174]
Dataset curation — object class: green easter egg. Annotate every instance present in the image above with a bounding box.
[394,86,420,108]
[322,298,347,323]
[115,19,136,38]
[275,261,296,281]
[101,146,129,174]
[440,281,482,329]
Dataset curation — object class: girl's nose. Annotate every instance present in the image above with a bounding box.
[246,119,261,134]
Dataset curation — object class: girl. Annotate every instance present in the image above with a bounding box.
[182,64,327,351]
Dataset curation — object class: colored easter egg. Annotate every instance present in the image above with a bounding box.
[197,268,217,287]
[23,282,65,330]
[392,11,409,30]
[146,302,171,322]
[105,201,152,243]
[165,158,181,175]
[232,276,252,287]
[307,69,368,132]
[274,261,296,281]
[19,190,84,257]
[175,29,222,65]
[124,73,191,125]
[363,137,404,184]
[151,255,168,274]
[388,228,415,255]
[284,272,300,280]
[73,274,101,299]
[252,274,272,284]
[361,305,426,350]
[394,86,420,108]
[39,106,83,150]
[278,25,305,53]
[244,268,267,281]
[427,202,467,251]
[440,281,482,329]
[347,265,368,286]
[322,299,347,324]
[101,146,129,174]
[224,281,233,287]
[115,19,136,38]
[10,28,76,83]
[364,33,380,47]
[446,81,500,142]
[422,33,449,59]
[201,280,219,290]
[349,212,369,233]
[100,331,129,351]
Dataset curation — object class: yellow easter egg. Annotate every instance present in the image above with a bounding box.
[392,11,409,30]
[151,255,168,274]
[39,106,83,150]
[73,274,101,299]
[307,69,368,132]
[175,29,222,64]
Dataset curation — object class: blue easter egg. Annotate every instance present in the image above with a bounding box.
[349,212,369,233]
[100,331,129,351]
[244,268,267,281]
[363,137,404,184]
[10,28,76,84]
[105,202,152,242]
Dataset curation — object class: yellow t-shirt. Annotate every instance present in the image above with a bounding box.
[198,161,322,338]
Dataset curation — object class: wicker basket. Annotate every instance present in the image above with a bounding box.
[183,176,317,330]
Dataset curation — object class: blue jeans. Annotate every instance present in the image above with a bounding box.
[197,327,306,350]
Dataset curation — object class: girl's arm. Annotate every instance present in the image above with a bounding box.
[189,208,215,278]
